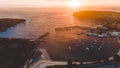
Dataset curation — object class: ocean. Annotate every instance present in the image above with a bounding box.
[0,8,76,40]
[0,7,119,40]
[0,7,120,62]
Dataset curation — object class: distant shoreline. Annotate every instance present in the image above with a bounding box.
[73,10,120,31]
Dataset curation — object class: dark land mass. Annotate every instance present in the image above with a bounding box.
[46,61,120,68]
[73,11,120,31]
[0,18,25,32]
[0,38,38,68]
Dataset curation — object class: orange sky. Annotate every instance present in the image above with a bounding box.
[0,0,120,8]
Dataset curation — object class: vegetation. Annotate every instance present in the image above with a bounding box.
[0,38,38,68]
[46,65,67,68]
[0,18,25,32]
[46,61,120,68]
[73,11,120,31]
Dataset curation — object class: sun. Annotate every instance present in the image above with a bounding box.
[69,0,82,8]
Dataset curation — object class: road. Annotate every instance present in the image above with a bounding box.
[30,48,67,68]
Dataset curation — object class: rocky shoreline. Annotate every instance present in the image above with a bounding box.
[0,18,25,32]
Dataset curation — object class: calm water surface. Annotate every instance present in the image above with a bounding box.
[0,8,76,40]
[0,8,119,40]
[0,8,120,61]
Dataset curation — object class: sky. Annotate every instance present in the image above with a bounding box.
[0,0,120,8]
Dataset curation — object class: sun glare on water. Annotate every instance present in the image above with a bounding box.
[69,0,82,8]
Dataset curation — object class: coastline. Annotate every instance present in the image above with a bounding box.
[0,18,25,32]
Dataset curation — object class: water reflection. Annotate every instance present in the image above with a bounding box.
[38,15,120,61]
[0,8,119,61]
[40,26,120,61]
[0,8,75,40]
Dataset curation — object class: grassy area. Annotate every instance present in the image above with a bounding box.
[0,38,38,68]
[0,18,25,32]
[73,11,120,31]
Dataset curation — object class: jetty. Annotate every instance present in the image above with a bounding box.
[34,32,50,44]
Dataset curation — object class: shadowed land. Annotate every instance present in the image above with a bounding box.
[0,38,39,68]
[0,18,25,32]
[46,61,120,68]
[0,32,51,68]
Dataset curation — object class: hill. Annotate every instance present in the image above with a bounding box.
[73,11,120,31]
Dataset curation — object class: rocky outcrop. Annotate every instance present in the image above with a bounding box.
[0,18,25,32]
